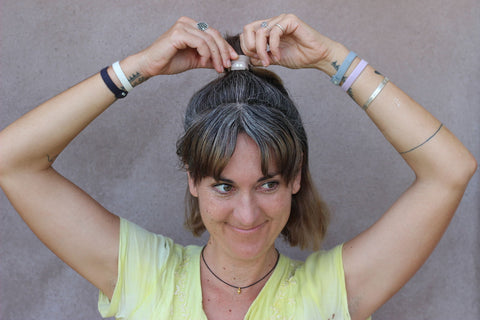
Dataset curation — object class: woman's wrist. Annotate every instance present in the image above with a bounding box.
[109,53,150,91]
[315,42,351,77]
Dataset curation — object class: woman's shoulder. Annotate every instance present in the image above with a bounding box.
[248,245,350,319]
[281,244,346,295]
[119,217,202,262]
[282,244,344,274]
[99,218,204,318]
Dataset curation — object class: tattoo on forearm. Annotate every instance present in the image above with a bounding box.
[332,61,340,71]
[331,61,348,83]
[347,88,354,99]
[128,72,146,87]
[118,72,146,91]
[46,154,58,163]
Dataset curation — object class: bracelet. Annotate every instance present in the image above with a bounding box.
[100,67,128,99]
[331,51,357,85]
[362,77,389,111]
[112,61,133,92]
[341,59,368,92]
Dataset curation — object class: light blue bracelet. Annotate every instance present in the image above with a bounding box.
[331,51,357,85]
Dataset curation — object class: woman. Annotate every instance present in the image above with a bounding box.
[0,14,476,319]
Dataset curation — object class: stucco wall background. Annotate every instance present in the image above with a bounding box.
[1,0,478,319]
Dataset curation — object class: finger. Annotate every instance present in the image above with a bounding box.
[187,27,224,72]
[254,20,273,66]
[267,22,286,62]
[180,18,227,72]
[257,14,287,62]
[172,26,218,70]
[205,27,238,69]
[241,20,262,58]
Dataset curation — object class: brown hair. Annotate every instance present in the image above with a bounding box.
[176,35,329,250]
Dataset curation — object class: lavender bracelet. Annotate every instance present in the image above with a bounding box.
[342,59,368,92]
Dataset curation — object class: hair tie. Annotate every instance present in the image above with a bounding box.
[230,55,250,71]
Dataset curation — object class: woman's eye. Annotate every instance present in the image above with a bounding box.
[213,184,234,194]
[259,181,279,192]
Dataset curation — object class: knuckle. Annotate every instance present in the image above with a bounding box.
[210,28,221,37]
[204,34,216,46]
[179,16,192,22]
[199,47,211,57]
[174,17,191,30]
[177,16,189,24]
[284,13,297,20]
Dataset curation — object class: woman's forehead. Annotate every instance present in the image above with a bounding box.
[217,134,279,180]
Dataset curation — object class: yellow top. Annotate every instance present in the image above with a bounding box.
[99,218,365,319]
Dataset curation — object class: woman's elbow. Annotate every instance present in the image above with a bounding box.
[416,148,477,189]
[445,151,477,188]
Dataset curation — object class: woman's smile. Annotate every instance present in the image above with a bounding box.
[228,221,267,233]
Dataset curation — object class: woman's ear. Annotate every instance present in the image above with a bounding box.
[187,172,199,197]
[292,171,301,195]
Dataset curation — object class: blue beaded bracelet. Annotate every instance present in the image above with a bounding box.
[331,51,357,85]
[100,67,128,99]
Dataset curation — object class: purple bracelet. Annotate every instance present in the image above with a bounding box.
[341,59,368,92]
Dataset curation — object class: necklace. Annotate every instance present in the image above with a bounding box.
[201,246,280,294]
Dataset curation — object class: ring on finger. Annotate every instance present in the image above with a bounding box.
[197,22,209,31]
[274,23,285,33]
[261,21,271,30]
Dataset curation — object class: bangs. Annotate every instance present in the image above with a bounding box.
[177,103,303,184]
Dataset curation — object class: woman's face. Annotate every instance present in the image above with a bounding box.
[188,133,301,261]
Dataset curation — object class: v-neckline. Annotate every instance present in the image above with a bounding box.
[193,246,285,319]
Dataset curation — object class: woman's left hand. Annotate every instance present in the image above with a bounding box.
[241,14,340,72]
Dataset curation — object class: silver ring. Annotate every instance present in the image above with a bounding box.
[261,21,269,29]
[197,22,208,31]
[274,23,285,33]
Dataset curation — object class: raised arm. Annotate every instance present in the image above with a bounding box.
[241,14,477,319]
[0,17,237,299]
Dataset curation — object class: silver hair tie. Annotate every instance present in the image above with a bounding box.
[197,22,208,31]
[231,55,250,71]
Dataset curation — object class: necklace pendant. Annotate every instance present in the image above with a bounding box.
[237,287,241,294]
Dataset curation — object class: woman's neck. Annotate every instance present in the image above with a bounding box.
[201,240,279,291]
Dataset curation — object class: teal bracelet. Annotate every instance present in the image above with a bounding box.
[331,51,357,85]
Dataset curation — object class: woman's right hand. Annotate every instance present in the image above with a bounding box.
[136,17,238,77]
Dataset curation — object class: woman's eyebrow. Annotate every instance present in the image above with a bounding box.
[257,173,280,182]
[217,172,280,184]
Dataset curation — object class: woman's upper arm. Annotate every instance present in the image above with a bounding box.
[342,170,474,319]
[1,167,120,299]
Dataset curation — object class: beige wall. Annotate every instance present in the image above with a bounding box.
[1,0,479,319]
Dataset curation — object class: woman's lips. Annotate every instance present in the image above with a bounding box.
[229,221,267,234]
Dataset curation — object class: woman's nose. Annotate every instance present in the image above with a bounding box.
[233,193,259,227]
